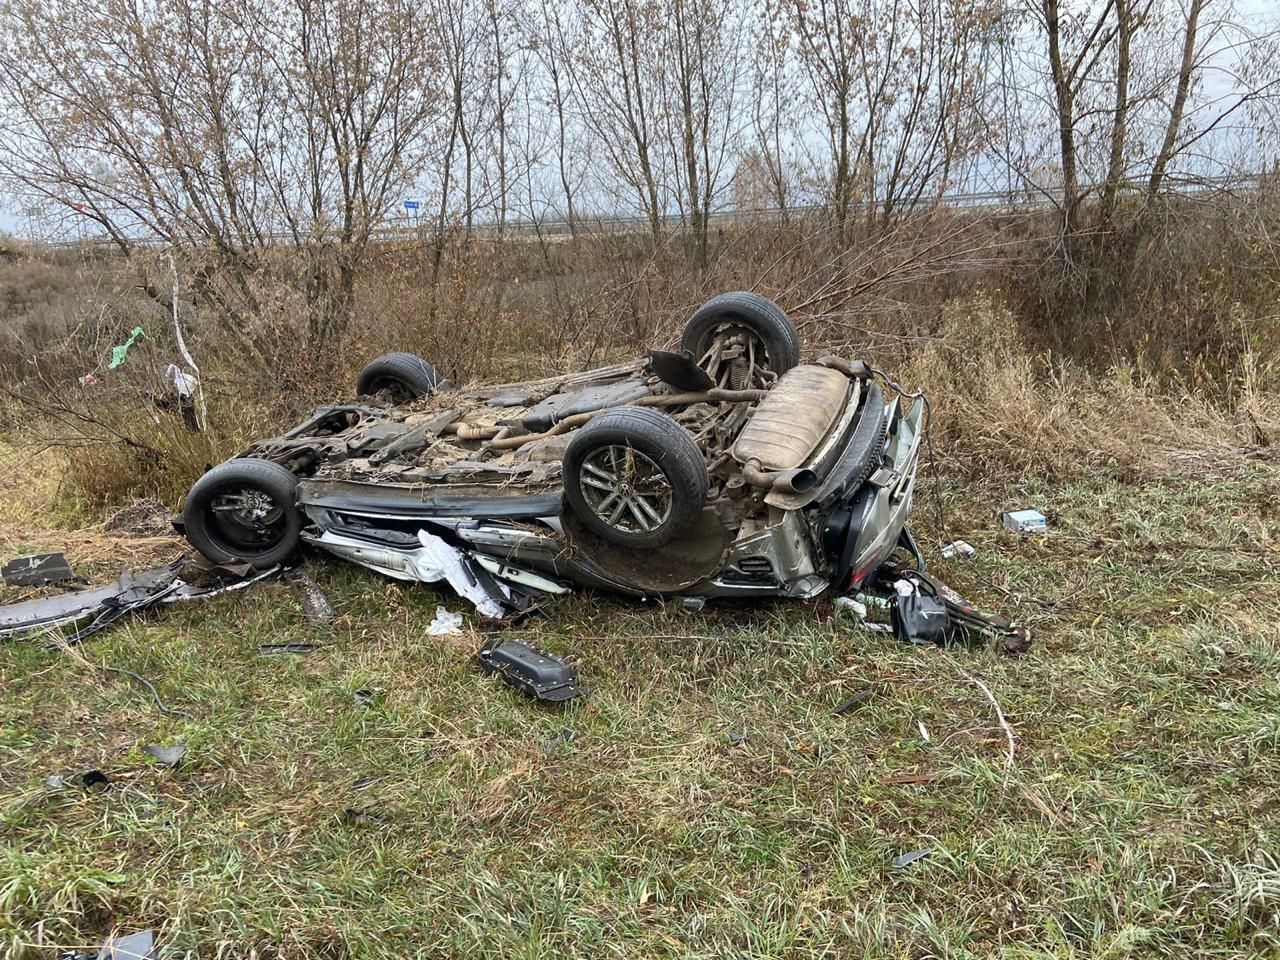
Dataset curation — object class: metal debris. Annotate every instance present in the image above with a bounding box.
[285,566,338,624]
[832,689,876,714]
[59,928,156,960]
[940,540,976,559]
[891,847,933,871]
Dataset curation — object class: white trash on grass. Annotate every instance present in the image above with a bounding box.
[426,606,464,635]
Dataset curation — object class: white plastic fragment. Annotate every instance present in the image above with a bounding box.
[834,595,868,619]
[940,539,976,559]
[426,606,464,636]
[414,530,508,619]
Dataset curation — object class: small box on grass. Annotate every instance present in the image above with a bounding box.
[1002,509,1047,534]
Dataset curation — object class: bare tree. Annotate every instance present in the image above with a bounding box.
[0,0,443,344]
[783,0,992,237]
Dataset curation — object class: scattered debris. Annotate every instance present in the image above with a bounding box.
[286,566,338,624]
[143,744,186,768]
[59,928,156,960]
[353,775,378,790]
[834,595,868,619]
[890,577,951,646]
[426,606,464,636]
[0,557,282,646]
[45,775,66,790]
[728,729,747,745]
[353,688,376,707]
[2,551,79,587]
[891,847,932,871]
[476,637,588,703]
[542,728,575,751]
[952,661,1017,785]
[341,806,386,826]
[79,769,111,791]
[832,689,876,714]
[258,642,319,656]
[1002,509,1047,535]
[679,597,706,612]
[940,540,976,559]
[108,326,146,369]
[879,568,1032,652]
[104,499,174,538]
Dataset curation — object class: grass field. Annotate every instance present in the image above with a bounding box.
[1,445,1277,958]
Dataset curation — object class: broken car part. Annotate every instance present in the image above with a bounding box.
[2,551,79,587]
[879,568,1032,652]
[59,927,156,960]
[475,637,588,703]
[0,558,281,645]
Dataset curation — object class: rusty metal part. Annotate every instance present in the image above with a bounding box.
[487,388,768,452]
[741,457,819,494]
[452,422,503,441]
[733,365,849,471]
[816,354,872,379]
[489,411,597,449]
[640,387,768,405]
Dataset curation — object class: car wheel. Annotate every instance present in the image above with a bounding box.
[182,459,302,568]
[680,292,800,389]
[356,352,441,403]
[563,408,708,549]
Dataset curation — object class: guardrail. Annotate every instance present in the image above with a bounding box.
[36,172,1268,248]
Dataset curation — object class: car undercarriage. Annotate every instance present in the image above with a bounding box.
[178,293,928,615]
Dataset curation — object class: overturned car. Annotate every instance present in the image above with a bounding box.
[179,293,926,614]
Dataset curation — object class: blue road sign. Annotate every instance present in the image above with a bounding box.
[403,200,420,212]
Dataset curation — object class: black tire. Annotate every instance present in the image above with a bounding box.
[563,408,708,549]
[680,292,801,381]
[182,458,302,568]
[356,352,441,403]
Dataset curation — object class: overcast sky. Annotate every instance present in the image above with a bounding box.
[1,0,1274,240]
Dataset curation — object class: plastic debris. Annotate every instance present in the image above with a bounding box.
[834,595,868,619]
[940,540,976,559]
[2,552,78,587]
[426,606,464,636]
[108,326,146,369]
[164,363,199,398]
[832,689,876,714]
[79,769,111,791]
[476,636,588,702]
[143,744,186,767]
[1002,509,1047,534]
[891,847,932,871]
[60,928,156,960]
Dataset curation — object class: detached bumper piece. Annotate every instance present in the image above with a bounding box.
[0,557,281,645]
[475,637,588,703]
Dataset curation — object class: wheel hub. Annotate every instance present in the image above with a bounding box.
[578,445,673,534]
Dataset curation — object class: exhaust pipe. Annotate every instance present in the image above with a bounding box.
[742,458,819,494]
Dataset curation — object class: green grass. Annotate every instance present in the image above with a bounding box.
[1,459,1278,958]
